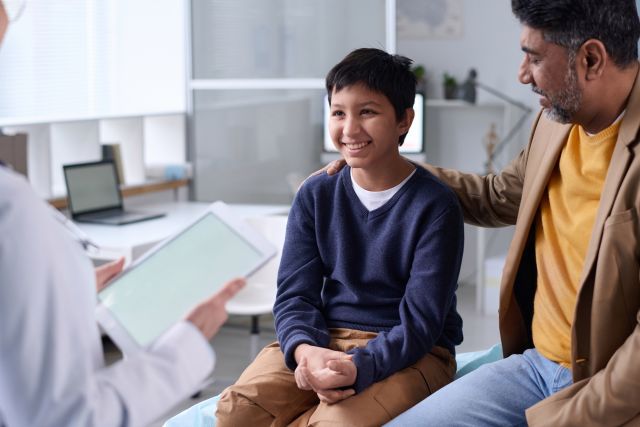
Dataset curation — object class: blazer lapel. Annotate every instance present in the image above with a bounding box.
[500,119,570,311]
[579,71,640,286]
[519,124,570,226]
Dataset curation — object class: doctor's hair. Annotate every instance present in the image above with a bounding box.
[325,48,416,145]
[511,0,640,68]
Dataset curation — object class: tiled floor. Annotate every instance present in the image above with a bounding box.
[103,283,501,426]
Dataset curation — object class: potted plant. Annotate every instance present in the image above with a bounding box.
[443,72,458,100]
[412,64,427,95]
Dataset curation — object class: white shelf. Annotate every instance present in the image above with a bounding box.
[2,113,186,198]
[426,99,504,109]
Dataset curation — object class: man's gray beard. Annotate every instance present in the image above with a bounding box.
[544,59,582,124]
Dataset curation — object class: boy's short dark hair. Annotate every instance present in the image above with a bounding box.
[326,48,416,145]
[512,0,640,68]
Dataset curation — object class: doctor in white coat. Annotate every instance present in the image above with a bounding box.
[0,4,244,425]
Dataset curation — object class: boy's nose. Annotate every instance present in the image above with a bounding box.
[343,116,361,137]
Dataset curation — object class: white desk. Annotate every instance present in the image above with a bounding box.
[77,201,290,263]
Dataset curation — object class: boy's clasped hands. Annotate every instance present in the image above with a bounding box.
[294,343,357,404]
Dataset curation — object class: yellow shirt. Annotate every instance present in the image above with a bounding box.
[532,120,620,367]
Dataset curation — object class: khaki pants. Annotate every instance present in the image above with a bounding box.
[216,328,455,427]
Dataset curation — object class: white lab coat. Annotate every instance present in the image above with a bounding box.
[0,168,214,427]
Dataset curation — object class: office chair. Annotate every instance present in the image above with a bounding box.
[225,214,288,360]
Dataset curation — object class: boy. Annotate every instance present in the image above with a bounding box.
[216,48,464,426]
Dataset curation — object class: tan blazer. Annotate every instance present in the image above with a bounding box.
[426,71,640,426]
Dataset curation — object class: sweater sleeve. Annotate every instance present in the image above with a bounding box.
[273,189,331,370]
[349,200,464,393]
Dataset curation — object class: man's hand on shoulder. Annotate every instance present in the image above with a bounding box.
[308,159,347,182]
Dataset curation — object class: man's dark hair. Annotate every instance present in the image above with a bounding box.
[512,0,640,67]
[326,48,416,145]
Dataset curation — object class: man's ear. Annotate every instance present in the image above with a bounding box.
[398,108,415,134]
[580,39,607,81]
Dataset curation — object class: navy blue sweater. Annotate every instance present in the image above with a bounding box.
[273,165,464,393]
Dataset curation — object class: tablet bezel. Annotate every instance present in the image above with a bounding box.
[95,201,277,355]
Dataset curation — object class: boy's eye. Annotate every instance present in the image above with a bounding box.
[331,110,344,117]
[361,109,376,115]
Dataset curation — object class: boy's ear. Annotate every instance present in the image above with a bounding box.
[398,108,415,134]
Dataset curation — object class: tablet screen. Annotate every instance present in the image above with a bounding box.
[98,211,265,347]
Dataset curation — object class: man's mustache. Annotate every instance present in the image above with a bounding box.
[531,85,546,97]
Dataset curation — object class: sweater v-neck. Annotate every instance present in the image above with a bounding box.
[340,165,420,220]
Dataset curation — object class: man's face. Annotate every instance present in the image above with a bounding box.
[518,26,582,123]
[328,83,412,170]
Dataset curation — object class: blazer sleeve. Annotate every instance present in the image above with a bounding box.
[526,309,640,426]
[421,110,542,228]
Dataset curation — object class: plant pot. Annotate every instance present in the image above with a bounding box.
[444,84,458,100]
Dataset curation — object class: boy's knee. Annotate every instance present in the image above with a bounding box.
[216,387,273,427]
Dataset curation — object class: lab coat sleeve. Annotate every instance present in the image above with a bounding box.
[0,169,214,427]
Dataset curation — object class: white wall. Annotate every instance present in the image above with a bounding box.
[398,0,535,112]
[398,0,536,285]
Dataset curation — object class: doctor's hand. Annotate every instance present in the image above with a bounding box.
[298,357,357,404]
[186,278,245,340]
[95,257,125,292]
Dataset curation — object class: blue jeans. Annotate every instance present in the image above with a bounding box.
[385,348,572,427]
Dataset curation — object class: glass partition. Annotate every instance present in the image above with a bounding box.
[191,0,386,79]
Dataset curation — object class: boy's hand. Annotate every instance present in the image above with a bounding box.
[293,344,351,390]
[299,358,357,404]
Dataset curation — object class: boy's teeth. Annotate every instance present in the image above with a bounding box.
[345,142,368,149]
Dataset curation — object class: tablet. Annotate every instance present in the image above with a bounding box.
[95,201,277,354]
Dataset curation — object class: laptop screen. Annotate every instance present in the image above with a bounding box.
[64,161,122,215]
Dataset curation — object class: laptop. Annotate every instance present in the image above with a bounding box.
[63,160,165,225]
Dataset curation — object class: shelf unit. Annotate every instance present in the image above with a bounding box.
[0,113,187,200]
[47,178,190,210]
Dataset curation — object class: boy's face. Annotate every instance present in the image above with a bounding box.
[329,83,412,170]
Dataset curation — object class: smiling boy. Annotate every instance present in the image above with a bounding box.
[216,48,464,426]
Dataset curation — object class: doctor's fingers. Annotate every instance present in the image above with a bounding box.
[95,257,125,292]
[208,278,246,305]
